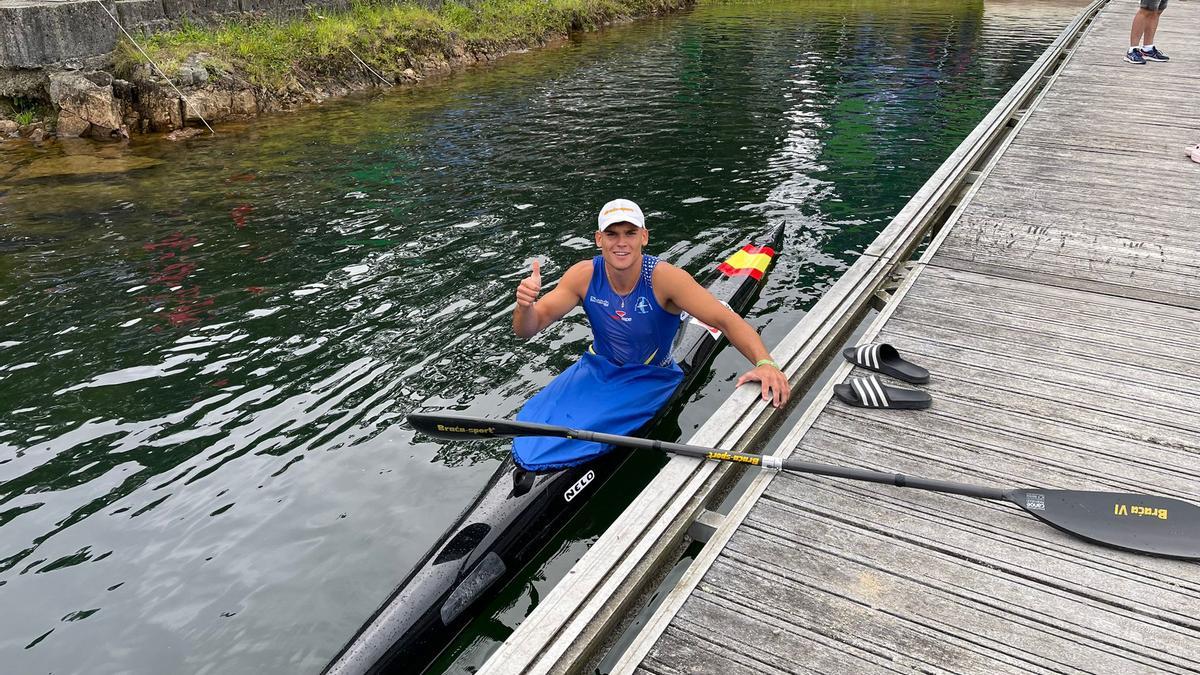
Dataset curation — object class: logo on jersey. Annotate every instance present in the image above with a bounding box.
[634,296,651,314]
[613,310,632,322]
[587,295,610,307]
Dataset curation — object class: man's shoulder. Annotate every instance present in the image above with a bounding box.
[559,259,595,294]
[651,260,704,298]
[566,258,596,276]
[650,260,694,284]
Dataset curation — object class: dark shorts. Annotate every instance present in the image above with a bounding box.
[1140,0,1166,11]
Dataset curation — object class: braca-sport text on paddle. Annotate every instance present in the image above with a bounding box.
[408,413,1200,561]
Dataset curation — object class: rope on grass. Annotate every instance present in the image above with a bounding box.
[347,47,392,87]
[91,0,216,135]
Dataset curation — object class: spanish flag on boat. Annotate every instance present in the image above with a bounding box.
[716,243,774,280]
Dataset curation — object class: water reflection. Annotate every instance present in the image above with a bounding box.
[0,0,1086,672]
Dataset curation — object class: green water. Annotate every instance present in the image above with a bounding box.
[0,0,1087,672]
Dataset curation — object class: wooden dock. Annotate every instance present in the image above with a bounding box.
[612,0,1200,672]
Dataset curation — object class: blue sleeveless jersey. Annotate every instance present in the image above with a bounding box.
[582,255,681,367]
[513,254,685,471]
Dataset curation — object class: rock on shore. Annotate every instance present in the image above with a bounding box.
[48,70,128,139]
[1,42,523,143]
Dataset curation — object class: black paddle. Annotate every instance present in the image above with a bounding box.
[407,412,1200,561]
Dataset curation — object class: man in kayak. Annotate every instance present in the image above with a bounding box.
[510,198,789,471]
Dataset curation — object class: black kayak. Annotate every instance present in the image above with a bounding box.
[324,224,784,675]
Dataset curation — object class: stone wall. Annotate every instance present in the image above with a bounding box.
[0,0,362,71]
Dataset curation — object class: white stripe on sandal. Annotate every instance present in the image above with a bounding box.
[854,343,884,370]
[851,376,890,407]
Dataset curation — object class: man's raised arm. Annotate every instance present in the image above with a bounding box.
[513,260,588,339]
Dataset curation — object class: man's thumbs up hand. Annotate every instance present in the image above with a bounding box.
[516,259,542,308]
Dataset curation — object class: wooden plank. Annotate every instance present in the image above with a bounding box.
[723,501,1200,672]
[894,266,1200,350]
[967,162,1199,195]
[991,145,1200,179]
[998,131,1197,156]
[638,624,795,675]
[931,250,1200,304]
[936,233,1200,283]
[807,405,1199,509]
[763,474,1200,611]
[1032,92,1200,118]
[958,167,1197,202]
[664,590,910,674]
[676,559,1047,674]
[932,255,1200,310]
[884,300,1200,387]
[857,343,1200,463]
[775,439,1200,605]
[961,199,1200,235]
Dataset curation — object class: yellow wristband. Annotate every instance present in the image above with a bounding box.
[755,358,779,369]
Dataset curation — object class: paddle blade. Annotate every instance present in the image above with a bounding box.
[1006,489,1200,560]
[407,413,571,441]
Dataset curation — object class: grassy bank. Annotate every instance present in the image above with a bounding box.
[116,0,691,89]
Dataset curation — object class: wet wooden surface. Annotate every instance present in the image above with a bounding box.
[634,0,1200,671]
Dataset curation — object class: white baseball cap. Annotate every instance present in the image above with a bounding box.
[597,198,645,231]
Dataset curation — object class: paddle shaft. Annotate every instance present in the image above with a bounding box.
[564,427,1008,501]
[409,413,1200,559]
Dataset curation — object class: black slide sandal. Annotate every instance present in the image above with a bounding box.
[834,375,932,410]
[842,342,929,384]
